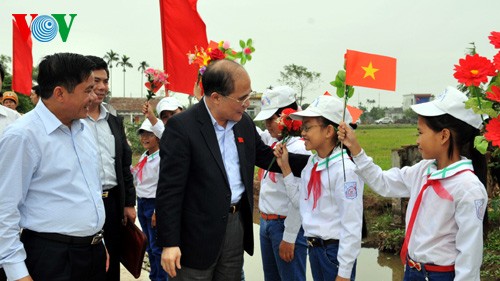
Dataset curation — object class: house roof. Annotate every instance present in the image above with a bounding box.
[108,97,161,113]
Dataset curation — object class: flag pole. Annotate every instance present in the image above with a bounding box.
[340,84,349,182]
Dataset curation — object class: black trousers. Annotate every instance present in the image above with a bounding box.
[103,187,122,281]
[0,268,6,281]
[20,230,106,281]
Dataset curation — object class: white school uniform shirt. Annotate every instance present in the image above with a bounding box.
[352,150,487,281]
[132,150,160,198]
[259,136,311,243]
[283,147,364,278]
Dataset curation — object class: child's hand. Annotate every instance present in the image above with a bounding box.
[143,101,158,126]
[273,143,292,176]
[338,122,362,156]
[152,212,156,228]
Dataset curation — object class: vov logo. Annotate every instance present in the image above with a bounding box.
[12,14,77,42]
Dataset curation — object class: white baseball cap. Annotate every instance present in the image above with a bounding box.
[138,119,162,138]
[156,97,182,116]
[254,86,296,121]
[290,95,353,124]
[411,86,483,129]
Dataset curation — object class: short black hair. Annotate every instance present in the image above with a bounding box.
[202,60,243,97]
[86,55,109,78]
[37,53,96,99]
[0,64,5,82]
[32,85,40,96]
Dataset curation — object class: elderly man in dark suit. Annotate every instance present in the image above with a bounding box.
[156,59,306,281]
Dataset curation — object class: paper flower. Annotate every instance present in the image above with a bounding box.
[486,86,500,102]
[489,31,500,49]
[188,39,255,76]
[485,117,500,147]
[494,52,500,71]
[144,68,169,100]
[276,108,303,139]
[453,54,496,87]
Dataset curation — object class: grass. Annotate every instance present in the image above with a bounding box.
[356,125,418,169]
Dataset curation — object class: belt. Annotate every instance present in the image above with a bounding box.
[23,229,104,245]
[407,257,455,272]
[229,201,241,214]
[102,191,109,198]
[306,237,339,247]
[260,212,287,220]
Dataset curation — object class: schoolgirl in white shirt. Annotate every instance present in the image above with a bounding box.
[338,86,488,281]
[131,119,168,281]
[254,86,311,281]
[274,95,364,281]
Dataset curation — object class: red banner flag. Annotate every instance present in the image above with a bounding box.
[159,0,208,95]
[12,15,33,96]
[345,50,396,91]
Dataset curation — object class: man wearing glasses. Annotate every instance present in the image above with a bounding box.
[156,59,307,281]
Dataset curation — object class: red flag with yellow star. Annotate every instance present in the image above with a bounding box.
[345,50,396,91]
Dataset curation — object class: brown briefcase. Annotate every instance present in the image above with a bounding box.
[120,220,148,278]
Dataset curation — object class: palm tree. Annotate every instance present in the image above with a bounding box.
[116,55,133,97]
[103,50,119,92]
[137,61,149,98]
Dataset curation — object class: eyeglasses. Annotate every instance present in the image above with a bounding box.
[223,91,256,106]
[300,124,323,132]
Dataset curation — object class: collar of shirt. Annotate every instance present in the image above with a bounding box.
[144,150,160,161]
[87,104,109,122]
[311,147,347,171]
[203,97,237,130]
[425,158,474,180]
[36,100,84,135]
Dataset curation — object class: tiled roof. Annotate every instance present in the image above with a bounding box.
[108,97,161,113]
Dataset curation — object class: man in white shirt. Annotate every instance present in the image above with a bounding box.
[85,55,136,281]
[0,53,107,281]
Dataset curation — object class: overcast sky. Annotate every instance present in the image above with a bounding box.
[1,0,499,108]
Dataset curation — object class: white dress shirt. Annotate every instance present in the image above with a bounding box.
[86,104,117,190]
[0,100,105,280]
[352,149,487,281]
[204,100,244,204]
[259,136,310,243]
[0,104,21,137]
[284,147,364,278]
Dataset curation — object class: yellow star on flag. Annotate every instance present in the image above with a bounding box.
[362,62,379,80]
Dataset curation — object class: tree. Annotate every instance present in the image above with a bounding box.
[116,55,133,97]
[278,64,321,106]
[0,55,11,74]
[137,61,149,98]
[103,50,119,93]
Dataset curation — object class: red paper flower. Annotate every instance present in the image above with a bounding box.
[485,117,500,147]
[489,31,500,49]
[209,48,226,60]
[453,54,497,86]
[276,108,302,139]
[486,86,500,102]
[494,52,500,71]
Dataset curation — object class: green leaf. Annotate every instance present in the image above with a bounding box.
[347,86,355,98]
[336,87,344,98]
[474,135,489,154]
[330,81,336,87]
[240,56,247,65]
[337,70,346,82]
[246,54,252,61]
[247,38,253,46]
[465,98,498,118]
[333,79,343,88]
[239,40,245,49]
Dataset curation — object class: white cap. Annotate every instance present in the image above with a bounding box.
[254,86,296,121]
[411,86,483,129]
[138,118,154,134]
[290,95,353,124]
[156,97,182,116]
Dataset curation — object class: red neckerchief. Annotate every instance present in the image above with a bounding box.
[132,156,148,184]
[400,169,472,264]
[259,142,277,183]
[306,162,321,210]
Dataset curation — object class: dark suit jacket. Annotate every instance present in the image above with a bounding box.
[156,100,306,269]
[107,114,136,213]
